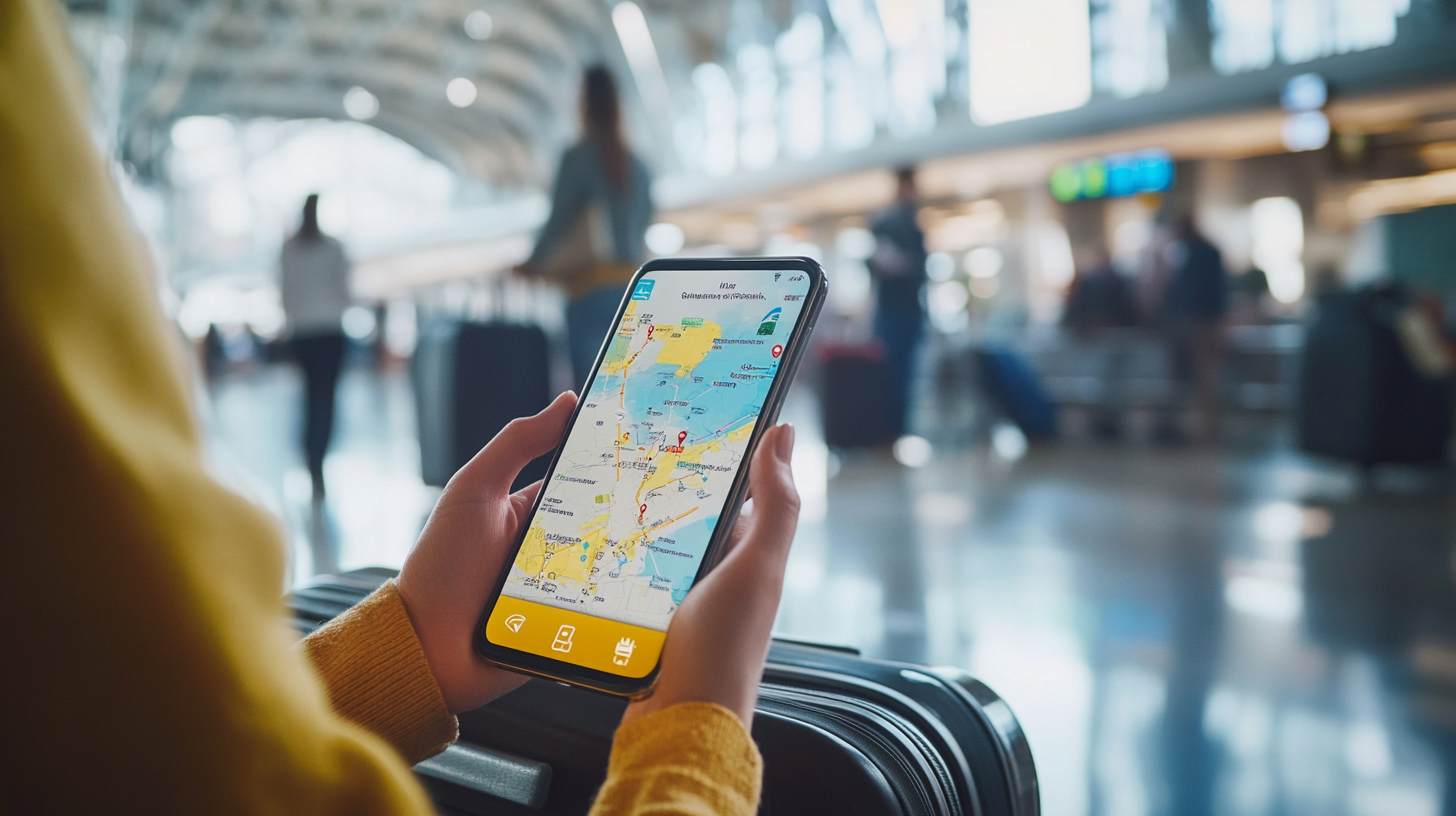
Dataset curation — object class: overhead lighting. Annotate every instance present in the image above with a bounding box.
[1281,73,1327,112]
[1348,168,1456,220]
[892,435,933,467]
[969,0,1091,125]
[464,10,493,40]
[964,247,1003,279]
[874,0,921,49]
[612,2,674,119]
[644,222,685,255]
[171,116,233,149]
[1282,110,1329,152]
[446,77,477,108]
[343,86,379,120]
[1251,197,1305,303]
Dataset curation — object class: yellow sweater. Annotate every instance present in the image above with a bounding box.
[0,1,761,813]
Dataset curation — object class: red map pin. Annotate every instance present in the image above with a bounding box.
[771,344,783,358]
[647,325,654,339]
[678,431,687,445]
[639,503,647,520]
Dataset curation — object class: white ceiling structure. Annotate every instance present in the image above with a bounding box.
[62,0,724,187]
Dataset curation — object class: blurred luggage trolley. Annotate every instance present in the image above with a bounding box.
[293,570,1041,816]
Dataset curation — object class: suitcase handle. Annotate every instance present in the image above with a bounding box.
[414,742,554,810]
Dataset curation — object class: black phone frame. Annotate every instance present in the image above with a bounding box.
[473,256,828,697]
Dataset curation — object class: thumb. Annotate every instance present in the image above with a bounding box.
[448,391,577,496]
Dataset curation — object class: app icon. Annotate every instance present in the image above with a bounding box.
[613,637,637,666]
[504,614,526,634]
[756,307,782,336]
[551,624,576,652]
[631,279,656,301]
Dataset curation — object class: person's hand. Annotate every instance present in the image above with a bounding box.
[397,391,577,714]
[621,423,799,728]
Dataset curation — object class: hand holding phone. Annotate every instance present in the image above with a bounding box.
[621,422,799,727]
[475,258,827,695]
[396,392,579,714]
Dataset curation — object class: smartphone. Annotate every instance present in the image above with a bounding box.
[473,256,828,696]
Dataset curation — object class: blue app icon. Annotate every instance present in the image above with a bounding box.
[632,280,656,301]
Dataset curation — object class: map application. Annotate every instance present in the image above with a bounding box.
[484,268,813,677]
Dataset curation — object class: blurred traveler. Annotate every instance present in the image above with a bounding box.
[519,65,653,386]
[3,4,800,814]
[1226,267,1273,327]
[281,193,352,499]
[1161,216,1229,443]
[1063,246,1140,439]
[1063,247,1139,334]
[867,167,929,437]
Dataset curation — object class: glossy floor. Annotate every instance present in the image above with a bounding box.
[205,360,1456,816]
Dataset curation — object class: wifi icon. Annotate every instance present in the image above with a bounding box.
[504,614,526,633]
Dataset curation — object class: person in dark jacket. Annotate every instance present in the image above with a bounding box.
[1161,215,1228,443]
[519,66,654,387]
[1063,250,1139,334]
[1064,247,1140,439]
[868,167,929,438]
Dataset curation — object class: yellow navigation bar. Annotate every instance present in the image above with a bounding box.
[484,596,667,679]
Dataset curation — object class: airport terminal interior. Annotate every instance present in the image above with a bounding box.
[48,0,1456,813]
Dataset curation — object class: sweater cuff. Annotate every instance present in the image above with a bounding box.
[302,580,458,764]
[592,702,762,816]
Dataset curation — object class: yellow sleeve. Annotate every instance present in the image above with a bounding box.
[0,1,434,812]
[302,581,459,764]
[590,703,764,816]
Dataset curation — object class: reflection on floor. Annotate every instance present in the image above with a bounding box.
[206,359,1453,816]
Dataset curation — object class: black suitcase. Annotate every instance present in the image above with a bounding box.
[291,571,1038,816]
[413,320,554,490]
[820,343,899,448]
[1297,286,1454,467]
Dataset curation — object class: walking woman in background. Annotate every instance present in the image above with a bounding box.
[280,193,353,499]
[518,65,654,387]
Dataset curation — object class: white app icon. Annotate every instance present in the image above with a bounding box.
[552,625,576,653]
[503,614,526,634]
[613,637,636,666]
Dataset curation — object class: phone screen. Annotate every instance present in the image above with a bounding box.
[483,267,815,678]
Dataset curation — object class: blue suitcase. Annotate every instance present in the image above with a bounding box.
[975,348,1058,441]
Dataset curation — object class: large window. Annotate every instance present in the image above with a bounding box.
[969,0,1093,125]
[1210,0,1410,75]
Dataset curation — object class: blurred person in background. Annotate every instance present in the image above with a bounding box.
[1063,245,1140,439]
[1226,267,1273,326]
[518,65,653,387]
[281,193,353,499]
[867,167,929,439]
[1063,246,1139,333]
[1160,215,1229,443]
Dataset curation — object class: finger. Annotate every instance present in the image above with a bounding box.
[729,424,799,568]
[508,480,544,517]
[450,392,577,495]
[718,499,756,558]
[702,425,797,592]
